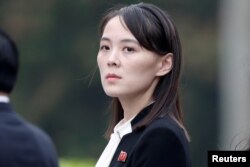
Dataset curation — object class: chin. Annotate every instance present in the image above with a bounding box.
[104,91,119,98]
[103,88,123,97]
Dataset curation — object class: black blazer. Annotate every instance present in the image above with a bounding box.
[0,102,58,167]
[109,105,191,167]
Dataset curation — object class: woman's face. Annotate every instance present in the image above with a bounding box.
[97,16,164,99]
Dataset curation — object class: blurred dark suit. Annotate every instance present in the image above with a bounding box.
[0,29,59,167]
[0,102,58,167]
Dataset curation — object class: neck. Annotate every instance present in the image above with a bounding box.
[119,97,153,122]
[119,79,158,122]
[0,92,9,96]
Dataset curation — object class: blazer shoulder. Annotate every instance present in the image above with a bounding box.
[128,116,191,167]
[142,115,187,142]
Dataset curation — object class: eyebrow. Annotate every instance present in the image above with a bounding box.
[100,37,139,45]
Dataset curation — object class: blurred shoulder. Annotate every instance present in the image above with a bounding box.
[25,122,55,145]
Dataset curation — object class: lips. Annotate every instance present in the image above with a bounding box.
[106,73,122,80]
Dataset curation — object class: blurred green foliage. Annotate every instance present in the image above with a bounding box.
[60,158,95,167]
[0,0,218,166]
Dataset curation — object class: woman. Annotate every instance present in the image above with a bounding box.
[96,2,191,167]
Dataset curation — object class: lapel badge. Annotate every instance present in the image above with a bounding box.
[118,150,127,162]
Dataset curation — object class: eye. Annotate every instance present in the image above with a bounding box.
[123,47,135,53]
[100,45,110,51]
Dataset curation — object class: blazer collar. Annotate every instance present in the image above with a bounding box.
[131,102,154,127]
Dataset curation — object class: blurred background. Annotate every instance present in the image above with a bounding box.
[0,0,249,167]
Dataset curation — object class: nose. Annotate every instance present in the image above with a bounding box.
[107,49,120,67]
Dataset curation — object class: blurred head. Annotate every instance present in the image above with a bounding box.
[0,29,19,94]
[98,2,186,137]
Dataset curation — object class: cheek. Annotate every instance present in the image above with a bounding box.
[129,60,158,77]
[97,55,104,71]
[97,54,101,67]
[125,66,155,88]
[97,56,105,82]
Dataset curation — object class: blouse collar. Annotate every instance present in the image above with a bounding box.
[113,116,134,139]
[0,95,10,103]
[113,102,155,138]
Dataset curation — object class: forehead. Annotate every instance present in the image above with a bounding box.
[102,16,136,40]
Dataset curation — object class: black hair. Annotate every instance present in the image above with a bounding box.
[0,29,19,93]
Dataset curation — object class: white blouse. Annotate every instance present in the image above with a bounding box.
[95,117,134,167]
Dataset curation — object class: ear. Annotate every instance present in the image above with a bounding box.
[156,53,173,76]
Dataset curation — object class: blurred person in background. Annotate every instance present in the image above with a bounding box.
[0,29,59,167]
[95,2,191,167]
